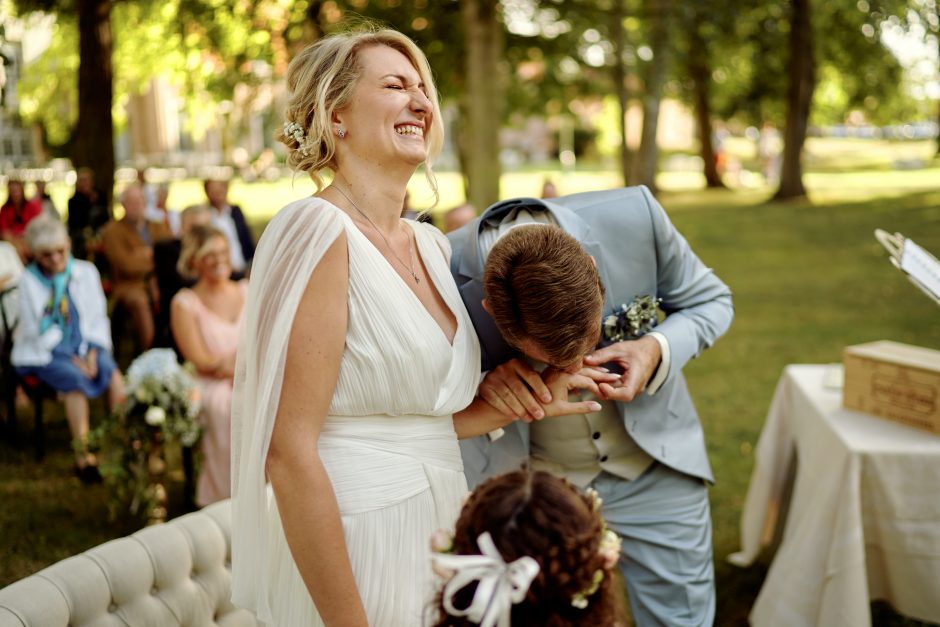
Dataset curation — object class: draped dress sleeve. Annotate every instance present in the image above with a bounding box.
[230,197,345,621]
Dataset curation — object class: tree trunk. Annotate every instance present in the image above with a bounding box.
[688,9,724,188]
[610,0,631,187]
[774,0,815,200]
[460,0,502,211]
[74,0,115,214]
[632,0,670,192]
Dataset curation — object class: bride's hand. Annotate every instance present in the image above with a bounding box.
[478,359,612,422]
[538,367,604,418]
[478,358,551,422]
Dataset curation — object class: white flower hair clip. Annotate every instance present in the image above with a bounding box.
[283,120,311,156]
[431,531,540,627]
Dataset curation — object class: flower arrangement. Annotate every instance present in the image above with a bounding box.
[602,294,662,343]
[89,349,202,520]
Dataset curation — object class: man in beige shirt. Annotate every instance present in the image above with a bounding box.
[101,184,172,350]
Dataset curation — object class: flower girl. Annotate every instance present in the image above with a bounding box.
[430,470,626,627]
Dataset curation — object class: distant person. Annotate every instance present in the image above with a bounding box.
[153,204,212,348]
[540,178,559,199]
[156,183,181,235]
[171,224,246,506]
[100,184,172,351]
[33,181,60,220]
[67,168,109,260]
[1,179,43,260]
[0,239,24,343]
[430,469,625,626]
[12,217,125,483]
[137,168,158,215]
[202,179,255,276]
[443,203,476,233]
[758,122,782,185]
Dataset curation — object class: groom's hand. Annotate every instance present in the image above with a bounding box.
[584,335,662,402]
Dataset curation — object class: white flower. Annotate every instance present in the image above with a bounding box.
[598,529,622,569]
[144,406,166,426]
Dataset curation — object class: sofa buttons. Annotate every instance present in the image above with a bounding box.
[599,455,608,462]
[107,603,118,613]
[592,432,601,440]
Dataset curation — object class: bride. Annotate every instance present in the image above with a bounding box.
[230,27,553,626]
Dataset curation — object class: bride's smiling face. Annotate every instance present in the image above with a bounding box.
[334,44,433,168]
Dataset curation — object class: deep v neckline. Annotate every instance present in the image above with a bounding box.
[329,202,459,348]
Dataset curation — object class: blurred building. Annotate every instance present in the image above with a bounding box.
[0,18,41,171]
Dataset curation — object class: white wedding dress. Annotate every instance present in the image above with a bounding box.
[230,197,481,626]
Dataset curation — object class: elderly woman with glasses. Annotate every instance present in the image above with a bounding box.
[12,217,124,482]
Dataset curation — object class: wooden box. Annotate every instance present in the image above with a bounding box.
[843,340,940,433]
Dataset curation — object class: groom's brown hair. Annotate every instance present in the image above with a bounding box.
[483,225,604,368]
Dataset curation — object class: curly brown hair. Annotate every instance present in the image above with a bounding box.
[430,470,625,626]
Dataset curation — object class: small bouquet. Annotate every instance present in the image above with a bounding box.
[602,295,662,343]
[89,349,202,520]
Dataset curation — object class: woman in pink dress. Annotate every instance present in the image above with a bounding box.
[171,224,247,506]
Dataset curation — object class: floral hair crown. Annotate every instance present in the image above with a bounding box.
[430,487,622,618]
[572,488,622,608]
[283,120,311,156]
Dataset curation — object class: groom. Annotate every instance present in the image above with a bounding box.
[448,185,733,626]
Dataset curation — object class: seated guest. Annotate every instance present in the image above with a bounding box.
[101,184,172,351]
[1,179,43,260]
[202,179,254,277]
[170,225,246,506]
[430,469,625,626]
[33,180,60,220]
[155,183,181,235]
[0,240,24,342]
[153,205,212,348]
[12,217,125,483]
[67,168,109,260]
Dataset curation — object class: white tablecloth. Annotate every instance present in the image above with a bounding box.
[729,364,940,626]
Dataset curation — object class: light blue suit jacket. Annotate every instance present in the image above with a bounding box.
[448,186,733,487]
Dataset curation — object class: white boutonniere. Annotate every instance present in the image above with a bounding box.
[602,295,662,342]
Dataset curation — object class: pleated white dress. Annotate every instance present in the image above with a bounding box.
[230,197,481,626]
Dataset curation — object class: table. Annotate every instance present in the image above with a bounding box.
[729,364,940,626]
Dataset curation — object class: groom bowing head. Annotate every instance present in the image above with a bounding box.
[482,224,604,374]
[449,187,733,627]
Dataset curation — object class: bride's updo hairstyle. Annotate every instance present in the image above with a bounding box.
[431,470,625,627]
[275,25,444,195]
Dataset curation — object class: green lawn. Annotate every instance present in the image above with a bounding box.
[4,150,940,624]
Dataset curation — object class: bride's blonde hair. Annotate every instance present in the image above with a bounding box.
[276,24,444,202]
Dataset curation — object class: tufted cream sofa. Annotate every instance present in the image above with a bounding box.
[0,499,259,626]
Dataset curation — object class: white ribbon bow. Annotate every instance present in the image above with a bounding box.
[432,531,540,627]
